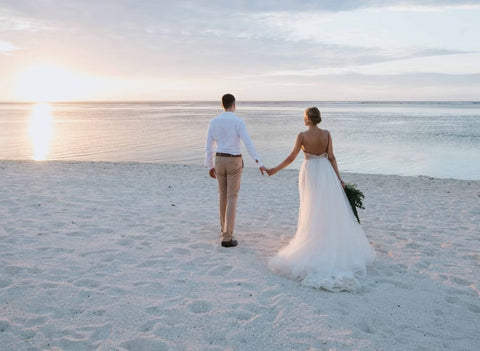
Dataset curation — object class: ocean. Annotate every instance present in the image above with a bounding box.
[1,101,479,180]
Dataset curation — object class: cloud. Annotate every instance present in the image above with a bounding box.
[1,0,479,101]
[0,10,32,32]
[257,52,480,77]
[133,0,480,13]
[121,0,480,13]
[0,40,19,54]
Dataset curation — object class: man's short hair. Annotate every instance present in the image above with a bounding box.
[222,94,236,109]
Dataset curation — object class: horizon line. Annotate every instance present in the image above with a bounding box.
[1,99,479,104]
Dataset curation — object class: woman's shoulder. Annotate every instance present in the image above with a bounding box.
[295,132,305,145]
[318,128,330,137]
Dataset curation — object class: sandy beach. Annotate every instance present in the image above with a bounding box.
[1,160,479,351]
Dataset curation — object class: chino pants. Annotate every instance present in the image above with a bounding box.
[215,155,243,242]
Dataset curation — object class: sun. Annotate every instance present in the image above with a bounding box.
[14,63,91,102]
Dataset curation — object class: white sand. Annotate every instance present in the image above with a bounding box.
[0,160,479,351]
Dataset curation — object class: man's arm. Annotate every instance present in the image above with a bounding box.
[205,121,215,170]
[238,120,263,167]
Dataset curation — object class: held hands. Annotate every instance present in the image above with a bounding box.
[266,167,277,176]
[255,159,267,176]
[260,166,278,176]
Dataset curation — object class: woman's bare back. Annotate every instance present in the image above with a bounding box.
[301,127,330,155]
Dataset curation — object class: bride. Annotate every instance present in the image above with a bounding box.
[266,107,375,292]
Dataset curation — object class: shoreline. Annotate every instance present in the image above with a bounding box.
[2,159,479,182]
[1,160,479,350]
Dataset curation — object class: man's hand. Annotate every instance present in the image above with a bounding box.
[209,168,216,179]
[259,165,267,175]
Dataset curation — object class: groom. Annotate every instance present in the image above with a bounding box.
[205,94,266,247]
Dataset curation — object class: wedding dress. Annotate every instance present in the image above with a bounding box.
[268,152,375,292]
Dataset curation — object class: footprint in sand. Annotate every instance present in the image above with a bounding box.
[220,280,256,290]
[149,225,165,233]
[207,265,233,276]
[466,303,480,313]
[170,247,190,255]
[231,310,255,322]
[99,285,126,297]
[145,306,165,316]
[133,281,165,290]
[414,260,431,269]
[132,234,148,241]
[187,300,213,314]
[0,320,11,332]
[138,319,161,333]
[405,242,421,249]
[80,249,115,257]
[287,331,316,340]
[357,318,377,334]
[24,316,48,328]
[136,259,166,268]
[188,242,212,250]
[65,230,85,237]
[450,277,472,286]
[121,336,169,350]
[20,328,36,340]
[72,278,101,289]
[116,238,135,247]
[90,323,113,342]
[258,285,284,302]
[4,265,24,274]
[445,295,458,304]
[91,309,106,316]
[0,279,12,289]
[101,256,116,263]
[376,278,412,290]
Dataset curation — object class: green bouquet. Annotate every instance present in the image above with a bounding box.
[344,183,365,223]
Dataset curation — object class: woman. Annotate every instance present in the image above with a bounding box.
[266,107,375,292]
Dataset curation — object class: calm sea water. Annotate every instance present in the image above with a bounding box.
[1,101,479,180]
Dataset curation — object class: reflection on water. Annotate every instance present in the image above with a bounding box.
[28,103,54,161]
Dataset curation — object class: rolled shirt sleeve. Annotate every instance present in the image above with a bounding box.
[204,121,215,169]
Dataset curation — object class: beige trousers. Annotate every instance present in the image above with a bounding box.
[215,155,243,242]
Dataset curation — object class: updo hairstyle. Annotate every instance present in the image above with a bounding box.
[305,107,321,125]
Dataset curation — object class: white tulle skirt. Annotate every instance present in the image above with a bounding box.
[268,153,375,292]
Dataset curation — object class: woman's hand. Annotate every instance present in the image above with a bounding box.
[266,168,277,176]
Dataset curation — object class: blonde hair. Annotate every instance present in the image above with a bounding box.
[305,107,321,125]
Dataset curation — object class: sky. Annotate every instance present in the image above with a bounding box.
[0,0,479,101]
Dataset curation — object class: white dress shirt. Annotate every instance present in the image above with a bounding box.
[205,111,262,169]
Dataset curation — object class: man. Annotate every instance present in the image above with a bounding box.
[205,94,266,247]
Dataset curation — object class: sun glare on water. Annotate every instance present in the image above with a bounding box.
[29,103,54,161]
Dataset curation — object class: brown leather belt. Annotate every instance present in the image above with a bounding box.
[216,152,241,157]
